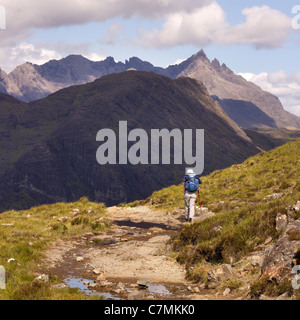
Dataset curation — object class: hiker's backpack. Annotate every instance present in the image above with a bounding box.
[185,175,199,192]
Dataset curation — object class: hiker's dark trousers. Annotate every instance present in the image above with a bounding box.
[184,191,197,220]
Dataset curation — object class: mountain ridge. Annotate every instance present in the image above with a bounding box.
[176,50,300,129]
[1,49,300,129]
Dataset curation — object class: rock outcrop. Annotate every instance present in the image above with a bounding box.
[261,202,300,285]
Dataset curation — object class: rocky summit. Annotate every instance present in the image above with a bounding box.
[177,50,300,129]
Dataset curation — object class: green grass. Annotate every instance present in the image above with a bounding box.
[132,140,300,280]
[0,197,107,300]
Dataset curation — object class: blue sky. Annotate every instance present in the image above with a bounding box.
[0,0,300,115]
[24,0,299,73]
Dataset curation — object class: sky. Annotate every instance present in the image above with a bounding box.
[0,0,300,116]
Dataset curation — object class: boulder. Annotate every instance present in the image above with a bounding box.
[287,201,300,222]
[137,279,150,288]
[93,268,102,275]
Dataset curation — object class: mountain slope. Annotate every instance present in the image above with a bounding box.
[0,68,23,100]
[0,93,28,175]
[0,71,260,212]
[176,50,300,129]
[4,50,300,129]
[212,97,277,129]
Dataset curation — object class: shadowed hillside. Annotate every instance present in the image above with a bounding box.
[0,71,259,212]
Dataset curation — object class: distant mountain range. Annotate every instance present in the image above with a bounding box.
[0,71,260,212]
[1,49,300,129]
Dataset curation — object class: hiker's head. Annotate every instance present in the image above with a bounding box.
[186,168,195,175]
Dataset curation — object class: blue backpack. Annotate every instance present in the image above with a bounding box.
[185,175,199,192]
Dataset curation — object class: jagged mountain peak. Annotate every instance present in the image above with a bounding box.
[10,62,35,72]
[1,49,300,129]
[211,58,221,69]
[103,56,116,65]
[192,49,209,61]
[125,56,156,70]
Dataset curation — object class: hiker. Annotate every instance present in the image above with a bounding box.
[183,169,202,223]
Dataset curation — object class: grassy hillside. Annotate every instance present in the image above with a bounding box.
[0,197,107,300]
[135,140,300,279]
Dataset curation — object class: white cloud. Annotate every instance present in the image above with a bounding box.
[0,41,108,73]
[239,71,300,117]
[136,2,227,48]
[167,58,186,67]
[83,53,106,62]
[0,1,295,51]
[0,42,62,72]
[102,22,126,45]
[11,42,61,64]
[220,6,293,49]
[0,0,212,46]
[136,3,293,49]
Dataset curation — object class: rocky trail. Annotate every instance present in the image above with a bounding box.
[42,205,243,300]
[42,201,300,300]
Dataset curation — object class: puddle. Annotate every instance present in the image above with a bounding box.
[148,284,172,296]
[64,278,174,300]
[90,239,118,247]
[113,220,178,231]
[64,278,122,300]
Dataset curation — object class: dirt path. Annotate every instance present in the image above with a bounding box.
[85,206,186,284]
[42,205,236,300]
